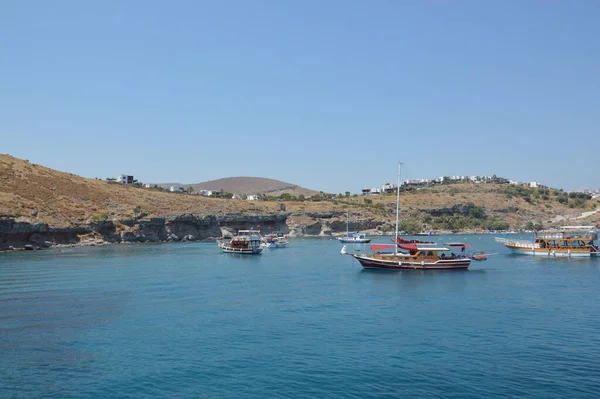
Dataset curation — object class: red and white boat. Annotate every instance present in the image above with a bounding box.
[217,230,263,254]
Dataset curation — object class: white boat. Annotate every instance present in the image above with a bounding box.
[217,230,263,254]
[261,233,289,248]
[337,212,371,243]
[338,232,371,244]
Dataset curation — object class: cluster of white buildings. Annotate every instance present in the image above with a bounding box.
[104,174,261,200]
[511,180,544,188]
[361,175,546,195]
[193,190,258,200]
[582,189,600,200]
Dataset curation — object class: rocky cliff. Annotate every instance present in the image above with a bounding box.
[0,212,347,250]
[5,154,595,251]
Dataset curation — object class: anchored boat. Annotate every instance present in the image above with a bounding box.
[261,233,289,248]
[342,162,471,270]
[217,230,263,254]
[495,227,599,257]
[344,243,471,270]
[337,212,371,243]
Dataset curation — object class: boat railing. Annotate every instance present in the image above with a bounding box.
[495,237,540,248]
[536,232,598,240]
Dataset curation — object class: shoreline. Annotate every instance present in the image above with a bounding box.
[0,229,523,253]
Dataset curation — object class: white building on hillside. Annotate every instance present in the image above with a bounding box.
[169,185,184,192]
[381,183,396,193]
[117,175,134,184]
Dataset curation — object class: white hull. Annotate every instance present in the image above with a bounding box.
[261,241,288,249]
[220,246,263,254]
[509,248,595,257]
[340,211,371,244]
[217,239,263,254]
[338,238,371,243]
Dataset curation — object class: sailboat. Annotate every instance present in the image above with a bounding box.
[337,211,371,243]
[342,163,471,270]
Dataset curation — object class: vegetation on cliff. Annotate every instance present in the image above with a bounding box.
[1,154,598,236]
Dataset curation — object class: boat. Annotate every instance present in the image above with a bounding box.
[342,162,471,270]
[495,227,599,257]
[415,231,438,236]
[217,230,263,254]
[261,233,289,248]
[470,252,488,261]
[338,232,371,244]
[337,212,371,243]
[343,243,471,270]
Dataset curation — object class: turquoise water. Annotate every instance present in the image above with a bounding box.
[2,235,600,398]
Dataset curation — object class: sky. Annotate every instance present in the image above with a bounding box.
[1,1,599,194]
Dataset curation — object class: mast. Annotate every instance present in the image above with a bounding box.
[395,162,403,254]
[346,211,349,236]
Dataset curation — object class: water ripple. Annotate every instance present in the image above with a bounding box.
[1,237,600,398]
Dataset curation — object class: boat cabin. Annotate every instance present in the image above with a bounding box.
[398,244,465,260]
[236,229,262,237]
[230,230,263,249]
[535,231,598,250]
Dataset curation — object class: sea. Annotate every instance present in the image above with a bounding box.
[1,234,600,399]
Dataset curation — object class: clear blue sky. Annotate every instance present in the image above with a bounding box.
[2,1,599,193]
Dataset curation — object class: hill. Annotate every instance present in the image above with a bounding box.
[319,183,600,233]
[0,154,279,227]
[186,177,318,197]
[0,153,598,235]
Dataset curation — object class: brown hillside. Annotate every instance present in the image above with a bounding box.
[1,154,598,231]
[186,177,318,196]
[0,154,279,227]
[318,184,600,230]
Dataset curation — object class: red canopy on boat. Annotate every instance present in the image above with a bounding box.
[370,243,396,251]
[394,237,436,245]
[398,243,419,251]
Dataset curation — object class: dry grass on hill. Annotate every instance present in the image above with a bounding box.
[0,154,279,226]
[1,154,598,230]
[330,184,600,228]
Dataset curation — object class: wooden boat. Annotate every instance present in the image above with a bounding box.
[342,162,471,271]
[496,228,599,257]
[343,243,471,270]
[217,230,263,254]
